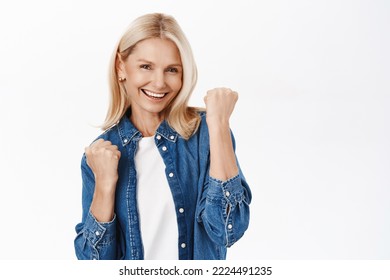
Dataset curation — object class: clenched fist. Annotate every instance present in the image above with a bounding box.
[204,87,238,127]
[85,139,121,192]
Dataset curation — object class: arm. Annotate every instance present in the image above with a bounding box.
[74,139,121,259]
[87,139,120,222]
[198,88,252,247]
[205,88,239,181]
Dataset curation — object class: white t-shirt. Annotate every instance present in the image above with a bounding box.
[135,136,179,259]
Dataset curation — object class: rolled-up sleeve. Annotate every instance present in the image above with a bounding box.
[74,212,117,260]
[200,172,251,247]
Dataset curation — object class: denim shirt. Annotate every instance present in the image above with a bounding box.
[74,111,251,260]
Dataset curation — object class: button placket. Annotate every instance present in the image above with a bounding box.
[155,133,187,257]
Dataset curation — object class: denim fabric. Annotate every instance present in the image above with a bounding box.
[74,111,251,260]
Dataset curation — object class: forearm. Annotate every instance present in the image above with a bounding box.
[90,181,116,222]
[208,121,239,181]
[75,155,119,259]
[85,138,120,222]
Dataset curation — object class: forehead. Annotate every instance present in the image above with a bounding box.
[129,38,181,64]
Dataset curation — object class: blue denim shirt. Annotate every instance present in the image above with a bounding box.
[74,111,251,260]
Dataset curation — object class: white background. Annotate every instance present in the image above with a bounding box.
[0,0,389,260]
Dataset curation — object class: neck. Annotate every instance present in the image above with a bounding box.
[130,109,164,137]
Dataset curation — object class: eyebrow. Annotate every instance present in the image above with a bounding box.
[136,59,182,68]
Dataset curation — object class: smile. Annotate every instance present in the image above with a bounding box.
[141,89,168,99]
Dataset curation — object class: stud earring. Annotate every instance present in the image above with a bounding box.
[118,77,126,82]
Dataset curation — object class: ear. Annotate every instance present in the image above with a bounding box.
[116,54,126,78]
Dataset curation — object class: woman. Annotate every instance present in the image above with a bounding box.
[74,13,251,260]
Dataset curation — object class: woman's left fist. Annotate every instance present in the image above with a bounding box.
[204,87,238,126]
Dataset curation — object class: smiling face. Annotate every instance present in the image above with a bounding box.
[117,38,183,121]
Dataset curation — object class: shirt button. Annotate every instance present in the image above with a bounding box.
[123,139,128,143]
[181,243,186,249]
[169,172,174,178]
[225,191,230,197]
[162,146,167,151]
[169,135,175,140]
[179,208,184,213]
[95,231,100,236]
[228,224,233,230]
[156,135,161,140]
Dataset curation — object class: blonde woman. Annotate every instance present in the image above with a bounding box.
[74,13,251,260]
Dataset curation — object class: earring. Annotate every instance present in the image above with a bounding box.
[118,77,126,82]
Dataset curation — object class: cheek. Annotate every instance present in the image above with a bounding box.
[127,72,149,88]
[169,76,183,92]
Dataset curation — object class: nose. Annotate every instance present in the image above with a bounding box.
[152,70,166,90]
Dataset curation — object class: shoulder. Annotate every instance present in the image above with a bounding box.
[93,125,119,143]
[84,124,123,153]
[184,109,209,145]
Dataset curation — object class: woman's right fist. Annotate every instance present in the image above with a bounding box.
[85,139,121,187]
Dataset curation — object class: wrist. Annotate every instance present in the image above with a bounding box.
[206,117,229,130]
[207,121,230,136]
[94,174,118,186]
[93,178,117,198]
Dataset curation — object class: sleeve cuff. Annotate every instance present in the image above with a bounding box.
[83,211,117,246]
[207,174,244,205]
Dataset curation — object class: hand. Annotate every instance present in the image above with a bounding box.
[204,87,238,127]
[85,139,121,192]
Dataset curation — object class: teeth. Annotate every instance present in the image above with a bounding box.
[143,89,166,98]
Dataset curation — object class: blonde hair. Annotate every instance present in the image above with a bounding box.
[103,13,202,139]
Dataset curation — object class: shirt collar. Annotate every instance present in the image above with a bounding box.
[116,110,178,146]
[156,120,179,143]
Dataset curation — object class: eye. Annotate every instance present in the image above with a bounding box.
[166,67,179,73]
[140,64,151,70]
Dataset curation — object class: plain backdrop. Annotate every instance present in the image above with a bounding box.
[0,0,389,260]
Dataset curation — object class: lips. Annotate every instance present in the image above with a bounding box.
[141,89,168,99]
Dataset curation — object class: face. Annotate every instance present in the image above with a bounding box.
[118,38,183,120]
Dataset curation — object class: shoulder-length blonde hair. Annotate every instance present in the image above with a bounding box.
[103,13,202,139]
